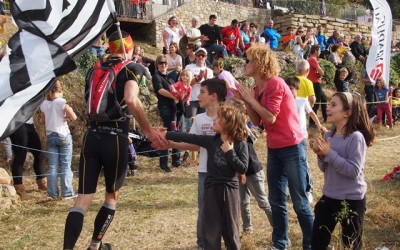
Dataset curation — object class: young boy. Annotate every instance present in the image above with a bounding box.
[168,79,227,250]
[296,59,316,107]
[334,67,351,92]
[285,76,327,203]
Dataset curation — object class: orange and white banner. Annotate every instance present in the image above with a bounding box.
[366,0,392,85]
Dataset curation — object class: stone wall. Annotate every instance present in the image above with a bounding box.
[149,2,400,50]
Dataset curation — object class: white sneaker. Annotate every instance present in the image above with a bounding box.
[63,193,78,200]
[306,192,314,204]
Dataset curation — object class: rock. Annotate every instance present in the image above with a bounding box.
[0,168,11,185]
[1,184,17,197]
[0,197,12,210]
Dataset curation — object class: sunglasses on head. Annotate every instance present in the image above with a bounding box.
[196,54,207,58]
[158,61,168,65]
[299,30,304,32]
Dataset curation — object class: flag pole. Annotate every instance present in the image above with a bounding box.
[106,0,127,60]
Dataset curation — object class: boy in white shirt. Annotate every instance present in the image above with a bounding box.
[285,76,326,203]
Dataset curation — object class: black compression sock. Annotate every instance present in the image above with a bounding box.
[91,202,116,242]
[63,208,85,250]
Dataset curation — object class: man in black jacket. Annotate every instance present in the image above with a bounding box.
[350,34,368,63]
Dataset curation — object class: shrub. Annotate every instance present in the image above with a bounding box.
[390,53,400,86]
[75,49,98,77]
[318,59,336,89]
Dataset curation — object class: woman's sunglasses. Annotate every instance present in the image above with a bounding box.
[158,61,168,65]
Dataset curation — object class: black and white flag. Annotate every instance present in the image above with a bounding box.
[0,0,114,140]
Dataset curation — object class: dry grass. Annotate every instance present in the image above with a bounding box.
[1,123,400,249]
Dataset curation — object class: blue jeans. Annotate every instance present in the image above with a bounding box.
[158,105,180,167]
[267,141,313,250]
[197,172,206,248]
[204,44,228,64]
[46,133,74,198]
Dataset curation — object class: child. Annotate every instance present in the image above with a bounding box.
[295,59,316,107]
[169,69,192,131]
[224,97,273,233]
[392,87,400,122]
[285,76,327,203]
[334,67,350,92]
[310,92,375,249]
[165,104,249,250]
[212,58,238,99]
[40,80,77,199]
[374,77,393,128]
[167,78,227,249]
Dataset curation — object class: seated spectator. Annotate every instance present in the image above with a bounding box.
[240,22,252,53]
[166,42,183,82]
[350,33,368,62]
[249,22,260,43]
[328,44,342,66]
[392,87,400,122]
[263,19,281,51]
[283,26,296,53]
[302,28,318,59]
[327,30,340,48]
[184,43,199,66]
[212,58,238,99]
[292,26,305,58]
[221,19,242,57]
[391,40,400,52]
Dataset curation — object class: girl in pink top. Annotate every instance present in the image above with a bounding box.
[212,59,238,99]
[170,69,192,130]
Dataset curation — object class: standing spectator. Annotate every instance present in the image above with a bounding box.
[320,0,326,16]
[327,30,340,48]
[184,48,213,121]
[139,0,147,19]
[334,67,351,92]
[40,80,77,199]
[308,45,327,127]
[199,15,228,64]
[10,117,47,200]
[374,77,393,128]
[221,19,242,57]
[164,104,249,250]
[285,76,327,204]
[152,54,181,172]
[132,0,139,18]
[282,26,295,53]
[310,92,375,250]
[296,59,316,107]
[163,16,186,55]
[63,31,167,250]
[235,43,314,250]
[224,97,273,234]
[89,32,107,59]
[263,19,281,51]
[315,25,329,59]
[186,16,208,48]
[350,33,368,63]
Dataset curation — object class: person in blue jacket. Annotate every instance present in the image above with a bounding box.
[263,19,281,51]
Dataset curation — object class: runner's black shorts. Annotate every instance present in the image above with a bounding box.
[78,130,129,194]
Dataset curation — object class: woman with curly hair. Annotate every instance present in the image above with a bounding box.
[235,43,314,250]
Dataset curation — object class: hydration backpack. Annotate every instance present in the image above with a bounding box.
[86,59,133,122]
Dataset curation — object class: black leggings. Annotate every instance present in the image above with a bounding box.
[310,83,327,126]
[9,123,46,185]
